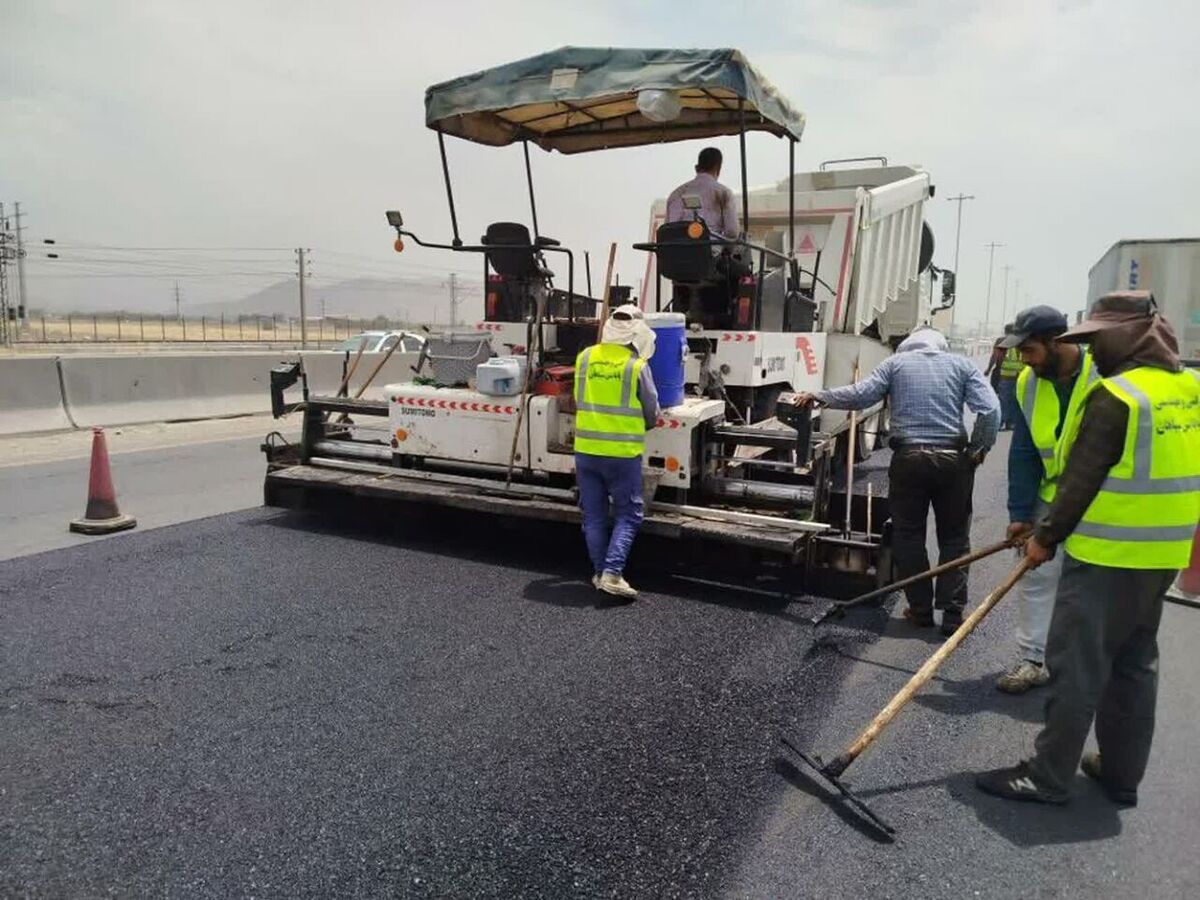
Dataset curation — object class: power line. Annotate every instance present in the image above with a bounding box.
[313,247,481,276]
[33,243,294,252]
[31,271,295,279]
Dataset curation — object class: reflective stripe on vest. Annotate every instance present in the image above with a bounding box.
[1061,366,1200,569]
[1000,348,1024,377]
[574,344,646,458]
[1016,350,1098,502]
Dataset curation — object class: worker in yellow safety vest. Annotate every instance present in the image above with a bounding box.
[993,305,1099,694]
[574,305,661,600]
[978,292,1200,806]
[996,343,1024,429]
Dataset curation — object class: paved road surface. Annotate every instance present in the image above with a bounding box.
[2,439,1197,897]
[0,416,293,561]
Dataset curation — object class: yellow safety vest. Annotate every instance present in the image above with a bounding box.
[1016,349,1099,503]
[1060,366,1200,569]
[1000,347,1024,378]
[574,343,647,458]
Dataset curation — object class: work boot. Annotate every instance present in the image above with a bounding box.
[996,659,1050,694]
[598,572,638,601]
[939,609,965,637]
[975,762,1068,805]
[903,606,934,627]
[1081,752,1138,807]
[592,574,601,590]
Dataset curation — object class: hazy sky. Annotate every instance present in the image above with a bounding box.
[3,0,1198,324]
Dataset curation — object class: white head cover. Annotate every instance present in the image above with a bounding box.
[601,304,657,359]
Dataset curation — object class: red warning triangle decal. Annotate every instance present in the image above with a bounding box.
[798,233,817,253]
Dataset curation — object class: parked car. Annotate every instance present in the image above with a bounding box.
[332,331,424,354]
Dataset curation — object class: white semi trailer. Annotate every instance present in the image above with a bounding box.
[1087,238,1200,359]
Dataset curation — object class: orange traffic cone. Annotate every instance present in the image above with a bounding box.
[69,428,137,535]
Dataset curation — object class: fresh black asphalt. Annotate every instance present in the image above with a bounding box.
[3,444,1197,898]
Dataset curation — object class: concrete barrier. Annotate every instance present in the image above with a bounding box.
[300,350,421,400]
[1,347,453,436]
[0,357,75,436]
[59,353,288,428]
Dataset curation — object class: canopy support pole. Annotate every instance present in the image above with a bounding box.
[739,100,749,238]
[523,141,540,242]
[436,130,463,248]
[788,139,796,257]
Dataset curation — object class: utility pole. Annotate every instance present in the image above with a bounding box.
[946,193,975,332]
[14,202,27,324]
[447,272,459,327]
[0,203,11,346]
[982,242,1004,337]
[1001,264,1013,327]
[296,248,309,348]
[174,281,182,322]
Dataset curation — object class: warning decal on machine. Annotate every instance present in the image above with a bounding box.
[392,395,517,415]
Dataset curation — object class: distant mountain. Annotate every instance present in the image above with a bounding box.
[190,276,484,325]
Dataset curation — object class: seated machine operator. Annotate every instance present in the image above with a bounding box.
[664,147,751,296]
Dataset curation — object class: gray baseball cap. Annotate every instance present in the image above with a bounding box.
[998,305,1069,348]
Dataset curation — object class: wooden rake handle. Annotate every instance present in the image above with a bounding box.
[824,557,1036,777]
[840,537,1020,612]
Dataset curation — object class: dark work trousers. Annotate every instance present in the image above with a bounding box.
[998,376,1019,430]
[888,447,976,614]
[1029,555,1174,794]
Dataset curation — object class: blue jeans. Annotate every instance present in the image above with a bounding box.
[575,453,644,576]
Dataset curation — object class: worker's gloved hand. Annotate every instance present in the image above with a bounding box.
[1024,535,1056,567]
[794,392,822,408]
[1006,521,1032,544]
[967,449,987,468]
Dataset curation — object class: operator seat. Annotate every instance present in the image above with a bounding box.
[481,221,564,323]
[654,219,719,284]
[653,219,733,328]
[481,222,556,280]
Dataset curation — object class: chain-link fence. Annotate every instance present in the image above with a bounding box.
[8,312,415,347]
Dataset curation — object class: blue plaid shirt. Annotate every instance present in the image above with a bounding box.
[816,332,1001,453]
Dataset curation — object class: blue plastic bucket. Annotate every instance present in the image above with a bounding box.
[644,312,687,409]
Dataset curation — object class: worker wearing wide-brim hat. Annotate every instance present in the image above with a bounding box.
[977,291,1200,806]
[574,305,661,600]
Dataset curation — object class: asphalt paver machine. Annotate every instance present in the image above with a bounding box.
[263,47,943,595]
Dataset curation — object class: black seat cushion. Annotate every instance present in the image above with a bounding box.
[656,220,719,284]
[482,222,549,280]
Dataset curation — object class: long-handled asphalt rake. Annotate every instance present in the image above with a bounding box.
[809,535,1025,626]
[783,557,1035,839]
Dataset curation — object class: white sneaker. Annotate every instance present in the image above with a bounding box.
[598,572,638,600]
[592,574,601,589]
[996,659,1050,694]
